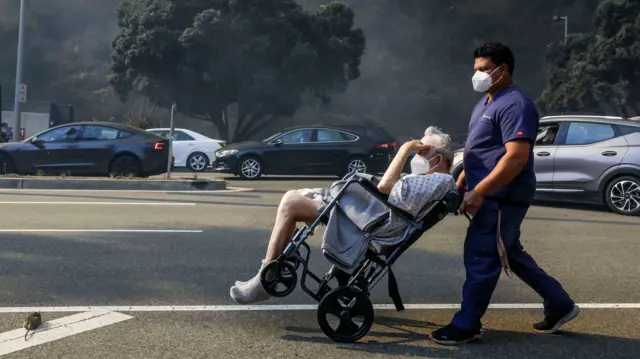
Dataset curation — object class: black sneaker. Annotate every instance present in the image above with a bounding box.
[533,305,581,334]
[429,323,482,345]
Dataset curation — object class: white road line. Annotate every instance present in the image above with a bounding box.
[0,303,638,313]
[224,187,255,192]
[0,187,254,193]
[0,229,203,233]
[0,201,196,206]
[0,311,133,356]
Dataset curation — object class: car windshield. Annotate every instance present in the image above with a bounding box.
[262,131,284,143]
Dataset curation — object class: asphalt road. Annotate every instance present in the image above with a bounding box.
[0,175,639,358]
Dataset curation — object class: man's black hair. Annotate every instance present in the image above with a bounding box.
[473,42,515,75]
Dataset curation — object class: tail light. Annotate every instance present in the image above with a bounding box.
[154,142,165,150]
[375,141,396,149]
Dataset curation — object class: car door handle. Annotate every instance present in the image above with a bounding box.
[536,151,550,157]
[601,151,617,156]
[188,143,194,146]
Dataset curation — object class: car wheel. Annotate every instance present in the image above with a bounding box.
[186,152,209,172]
[238,156,263,180]
[604,176,640,216]
[345,157,368,176]
[109,154,142,177]
[0,153,16,174]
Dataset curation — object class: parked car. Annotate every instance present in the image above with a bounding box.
[146,128,225,172]
[0,122,171,177]
[325,124,397,151]
[451,115,640,216]
[212,125,396,179]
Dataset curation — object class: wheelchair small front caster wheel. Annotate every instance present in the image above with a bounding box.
[317,286,374,343]
[284,250,301,271]
[260,260,297,297]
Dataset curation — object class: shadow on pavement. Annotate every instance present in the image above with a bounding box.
[12,190,640,225]
[3,226,637,358]
[0,225,498,306]
[225,175,340,182]
[10,190,278,209]
[526,215,640,226]
[10,189,640,226]
[532,199,611,213]
[281,315,639,359]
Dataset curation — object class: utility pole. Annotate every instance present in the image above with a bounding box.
[13,0,27,133]
[166,103,176,179]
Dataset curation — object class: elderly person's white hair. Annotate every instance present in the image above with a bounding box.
[420,126,454,168]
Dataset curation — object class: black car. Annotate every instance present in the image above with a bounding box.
[326,124,397,148]
[213,125,397,179]
[0,122,171,177]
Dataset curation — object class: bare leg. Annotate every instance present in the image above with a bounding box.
[264,190,323,262]
[235,190,322,287]
[230,190,322,304]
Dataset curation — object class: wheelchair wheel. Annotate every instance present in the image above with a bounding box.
[260,260,297,297]
[317,286,374,343]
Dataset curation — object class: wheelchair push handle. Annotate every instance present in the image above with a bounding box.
[448,190,472,222]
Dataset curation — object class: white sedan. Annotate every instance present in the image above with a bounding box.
[147,128,225,172]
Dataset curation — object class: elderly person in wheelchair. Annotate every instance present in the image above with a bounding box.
[230,126,456,305]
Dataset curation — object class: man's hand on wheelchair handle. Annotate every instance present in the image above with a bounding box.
[459,190,484,216]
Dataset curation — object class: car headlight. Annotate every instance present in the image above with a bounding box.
[216,149,239,158]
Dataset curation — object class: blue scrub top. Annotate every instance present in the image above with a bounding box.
[463,85,539,205]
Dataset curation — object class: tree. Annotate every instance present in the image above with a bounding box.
[538,0,640,117]
[108,0,365,141]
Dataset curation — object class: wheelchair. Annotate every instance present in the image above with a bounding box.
[259,173,465,343]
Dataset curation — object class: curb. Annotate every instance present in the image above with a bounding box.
[0,178,226,191]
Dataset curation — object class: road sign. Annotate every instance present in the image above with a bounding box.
[19,83,27,103]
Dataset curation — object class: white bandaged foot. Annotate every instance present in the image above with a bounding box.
[235,259,266,287]
[230,260,271,304]
[230,273,271,304]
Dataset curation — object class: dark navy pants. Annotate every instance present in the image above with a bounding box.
[451,198,575,331]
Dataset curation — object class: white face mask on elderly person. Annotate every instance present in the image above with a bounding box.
[409,130,445,175]
[410,152,442,175]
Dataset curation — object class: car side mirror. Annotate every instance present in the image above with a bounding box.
[30,137,45,147]
[273,139,284,146]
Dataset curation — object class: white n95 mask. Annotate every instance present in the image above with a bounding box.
[472,66,502,92]
[410,154,431,175]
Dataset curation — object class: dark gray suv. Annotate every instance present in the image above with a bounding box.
[451,115,640,216]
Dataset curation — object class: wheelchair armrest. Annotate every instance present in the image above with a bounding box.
[356,176,389,201]
[355,176,416,223]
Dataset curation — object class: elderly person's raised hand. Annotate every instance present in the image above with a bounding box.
[399,139,430,156]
